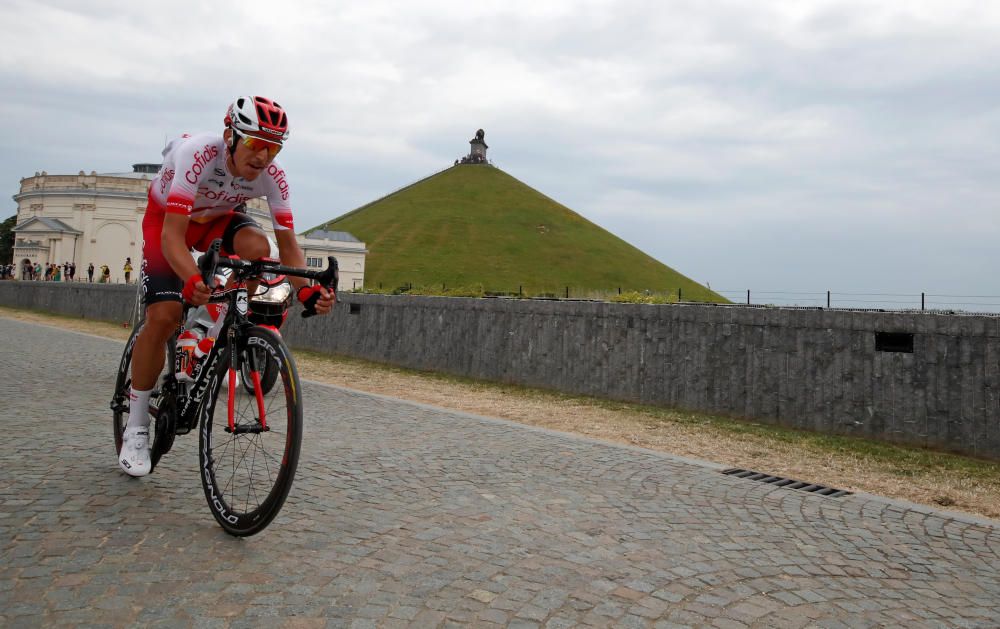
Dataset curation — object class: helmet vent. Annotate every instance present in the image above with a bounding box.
[228,95,287,137]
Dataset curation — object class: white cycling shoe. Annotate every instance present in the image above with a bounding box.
[119,426,152,477]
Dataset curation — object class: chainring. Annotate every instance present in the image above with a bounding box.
[150,386,177,471]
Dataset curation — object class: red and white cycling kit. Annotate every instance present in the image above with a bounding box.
[141,133,294,304]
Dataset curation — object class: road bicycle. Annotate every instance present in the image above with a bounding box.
[110,240,337,536]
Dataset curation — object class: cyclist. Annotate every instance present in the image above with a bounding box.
[120,96,335,477]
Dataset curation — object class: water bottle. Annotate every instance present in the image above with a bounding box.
[193,336,216,367]
[175,329,201,381]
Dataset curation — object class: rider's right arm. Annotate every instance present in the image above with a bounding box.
[161,213,200,281]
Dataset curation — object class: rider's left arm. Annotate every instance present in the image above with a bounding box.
[274,230,336,313]
[274,230,309,292]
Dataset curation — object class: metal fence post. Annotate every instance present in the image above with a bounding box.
[827,291,831,308]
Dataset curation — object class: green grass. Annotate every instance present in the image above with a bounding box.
[309,165,725,302]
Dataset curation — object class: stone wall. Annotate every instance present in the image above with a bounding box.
[3,281,997,459]
[0,282,138,324]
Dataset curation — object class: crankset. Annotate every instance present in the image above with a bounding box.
[148,386,176,471]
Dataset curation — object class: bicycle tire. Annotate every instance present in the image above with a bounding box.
[198,325,303,536]
[112,322,143,454]
[240,345,279,396]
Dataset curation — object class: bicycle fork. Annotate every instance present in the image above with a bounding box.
[225,286,269,435]
[226,367,269,433]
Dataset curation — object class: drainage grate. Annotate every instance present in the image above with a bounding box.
[721,468,852,498]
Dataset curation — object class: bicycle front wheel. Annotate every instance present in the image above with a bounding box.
[199,326,303,536]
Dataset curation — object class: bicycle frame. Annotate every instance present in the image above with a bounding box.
[173,286,246,429]
[173,247,338,434]
[112,238,337,460]
[110,239,337,534]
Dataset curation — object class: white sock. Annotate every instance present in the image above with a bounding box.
[126,387,153,430]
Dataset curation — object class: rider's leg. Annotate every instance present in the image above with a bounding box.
[231,225,270,260]
[120,301,180,477]
[120,203,186,476]
[131,301,183,390]
[126,211,183,434]
[127,301,182,428]
[191,212,268,295]
[228,222,269,296]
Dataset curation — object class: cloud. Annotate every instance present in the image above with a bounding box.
[2,0,999,307]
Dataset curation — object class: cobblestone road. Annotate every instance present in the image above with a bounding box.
[1,317,999,628]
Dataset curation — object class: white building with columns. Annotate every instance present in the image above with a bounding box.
[11,164,367,288]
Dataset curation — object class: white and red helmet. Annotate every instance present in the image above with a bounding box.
[224,96,289,143]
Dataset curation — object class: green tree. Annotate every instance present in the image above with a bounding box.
[0,215,15,265]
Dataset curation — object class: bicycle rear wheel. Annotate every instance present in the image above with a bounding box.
[112,322,142,453]
[199,325,303,536]
[111,321,177,471]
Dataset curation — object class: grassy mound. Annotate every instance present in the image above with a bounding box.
[309,165,723,301]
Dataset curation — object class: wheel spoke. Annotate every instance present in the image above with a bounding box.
[199,328,302,535]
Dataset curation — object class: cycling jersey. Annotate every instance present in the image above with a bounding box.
[140,211,259,305]
[148,133,293,231]
[140,133,293,305]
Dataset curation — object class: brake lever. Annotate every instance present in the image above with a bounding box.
[198,239,222,290]
[302,256,338,319]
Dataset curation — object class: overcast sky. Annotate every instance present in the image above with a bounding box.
[4,0,999,310]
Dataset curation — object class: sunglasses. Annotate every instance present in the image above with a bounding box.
[234,129,282,159]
